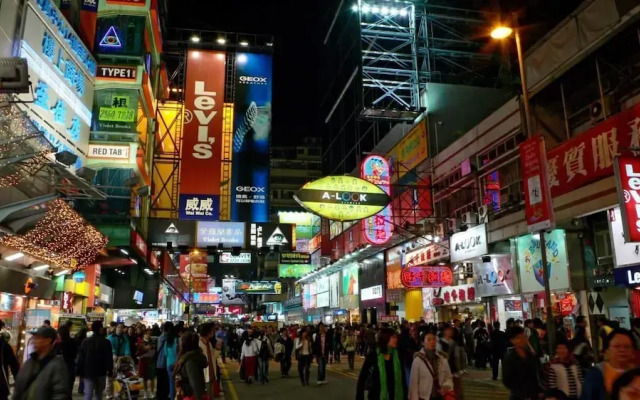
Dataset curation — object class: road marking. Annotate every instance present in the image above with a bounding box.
[220,362,239,400]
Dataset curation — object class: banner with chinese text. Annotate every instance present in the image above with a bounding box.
[520,135,555,232]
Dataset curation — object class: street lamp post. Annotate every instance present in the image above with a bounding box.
[491,22,555,353]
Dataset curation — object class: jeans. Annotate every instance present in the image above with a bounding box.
[168,364,176,400]
[280,357,292,376]
[297,355,311,385]
[84,376,106,400]
[347,351,355,370]
[258,358,269,383]
[317,356,327,382]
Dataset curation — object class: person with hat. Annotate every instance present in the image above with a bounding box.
[12,326,69,400]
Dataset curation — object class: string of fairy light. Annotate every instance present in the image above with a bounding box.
[0,151,52,188]
[0,199,108,270]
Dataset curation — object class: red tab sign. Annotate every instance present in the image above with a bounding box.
[520,136,555,232]
[614,156,640,242]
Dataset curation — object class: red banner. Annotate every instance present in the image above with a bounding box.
[79,0,98,51]
[130,231,147,257]
[548,101,640,197]
[614,156,640,242]
[520,136,555,232]
[320,218,332,256]
[179,50,226,218]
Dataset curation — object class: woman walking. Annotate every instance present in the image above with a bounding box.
[344,328,357,370]
[409,331,454,400]
[295,328,312,386]
[356,328,405,400]
[137,328,157,399]
[174,331,207,400]
[164,326,179,400]
[240,331,258,385]
[543,340,583,400]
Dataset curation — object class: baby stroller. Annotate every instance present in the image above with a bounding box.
[113,356,145,399]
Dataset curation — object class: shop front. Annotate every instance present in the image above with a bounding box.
[339,263,360,324]
[359,254,386,325]
[472,253,520,328]
[283,296,303,325]
[431,283,485,322]
[385,244,405,319]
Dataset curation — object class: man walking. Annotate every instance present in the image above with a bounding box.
[77,321,113,400]
[313,323,332,385]
[489,321,507,381]
[106,323,130,398]
[277,328,294,377]
[199,323,220,397]
[13,326,69,400]
[503,326,542,400]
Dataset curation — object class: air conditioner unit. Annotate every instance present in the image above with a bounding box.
[477,205,489,224]
[447,218,457,233]
[590,96,613,125]
[461,211,474,226]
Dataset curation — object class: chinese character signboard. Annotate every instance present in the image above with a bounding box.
[401,266,453,288]
[404,241,450,266]
[280,252,310,264]
[547,101,640,198]
[196,221,245,248]
[192,293,220,304]
[295,176,392,222]
[614,156,640,243]
[179,50,226,221]
[231,54,273,223]
[431,283,478,305]
[387,120,428,183]
[92,88,139,133]
[361,155,393,245]
[520,136,555,232]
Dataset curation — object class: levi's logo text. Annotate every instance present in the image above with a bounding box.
[186,80,218,159]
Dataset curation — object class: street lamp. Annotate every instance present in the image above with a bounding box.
[490,23,532,138]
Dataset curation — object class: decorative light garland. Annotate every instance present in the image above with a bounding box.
[0,199,107,270]
[0,151,52,188]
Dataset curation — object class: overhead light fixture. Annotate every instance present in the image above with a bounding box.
[216,37,226,45]
[490,26,513,40]
[362,4,370,13]
[55,269,70,276]
[130,259,138,264]
[239,41,249,46]
[120,249,129,255]
[371,6,379,13]
[399,8,408,17]
[190,35,201,43]
[32,264,50,271]
[5,252,24,261]
[381,6,389,15]
[352,4,358,12]
[266,42,273,47]
[390,8,398,16]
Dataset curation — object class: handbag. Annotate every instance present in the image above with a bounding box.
[415,352,456,400]
[239,360,246,380]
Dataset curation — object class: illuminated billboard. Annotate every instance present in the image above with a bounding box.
[91,88,139,133]
[278,264,314,279]
[361,155,393,245]
[401,265,453,288]
[386,120,428,183]
[295,176,392,222]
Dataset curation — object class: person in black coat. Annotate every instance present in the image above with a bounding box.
[77,321,114,399]
[57,323,78,393]
[356,328,406,400]
[312,323,332,385]
[489,321,508,381]
[277,328,294,378]
[0,330,18,400]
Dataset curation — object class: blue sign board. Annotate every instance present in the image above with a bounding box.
[196,221,245,248]
[179,194,220,221]
[614,265,640,287]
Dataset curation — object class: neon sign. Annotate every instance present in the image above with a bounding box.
[361,155,393,245]
[99,26,122,48]
[401,265,453,288]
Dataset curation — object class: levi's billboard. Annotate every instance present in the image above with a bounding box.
[179,50,226,221]
[614,156,640,243]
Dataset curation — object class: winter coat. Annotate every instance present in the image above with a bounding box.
[502,348,542,400]
[0,340,18,398]
[176,350,208,400]
[12,351,69,400]
[408,349,453,400]
[77,334,114,379]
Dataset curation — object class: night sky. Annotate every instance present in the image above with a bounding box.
[164,0,327,146]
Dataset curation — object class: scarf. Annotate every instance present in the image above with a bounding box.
[550,354,576,367]
[377,348,403,400]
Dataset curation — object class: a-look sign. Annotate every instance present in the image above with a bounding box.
[614,156,640,243]
[450,224,488,262]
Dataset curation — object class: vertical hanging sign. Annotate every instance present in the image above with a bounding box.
[614,155,640,243]
[520,135,555,233]
[79,0,99,51]
[231,53,273,223]
[361,155,393,245]
[179,50,226,220]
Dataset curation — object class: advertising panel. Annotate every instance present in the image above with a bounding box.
[96,65,138,82]
[179,253,208,292]
[392,175,433,226]
[295,176,392,222]
[219,252,252,264]
[87,143,131,160]
[342,264,359,296]
[179,50,226,221]
[404,241,450,266]
[91,88,139,133]
[280,252,310,265]
[517,230,569,293]
[360,285,383,301]
[614,264,640,287]
[614,156,640,243]
[609,207,640,267]
[196,221,245,248]
[547,101,640,198]
[520,136,555,232]
[309,234,321,253]
[192,293,221,304]
[303,284,311,309]
[235,281,281,295]
[148,220,195,248]
[361,155,393,245]
[387,120,428,183]
[20,0,97,169]
[386,245,403,290]
[473,254,516,297]
[316,292,329,308]
[278,264,313,278]
[430,283,478,305]
[317,277,329,294]
[248,223,294,249]
[231,53,273,222]
[221,278,245,305]
[400,266,453,288]
[329,272,340,308]
[95,16,145,56]
[450,224,488,262]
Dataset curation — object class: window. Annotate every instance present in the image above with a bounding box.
[480,159,523,216]
[307,147,321,156]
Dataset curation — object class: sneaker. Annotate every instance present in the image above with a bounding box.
[317,381,322,386]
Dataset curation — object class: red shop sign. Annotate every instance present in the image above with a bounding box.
[404,241,449,266]
[401,266,453,288]
[520,135,555,232]
[547,101,640,198]
[560,297,573,317]
[614,155,640,242]
[130,231,148,257]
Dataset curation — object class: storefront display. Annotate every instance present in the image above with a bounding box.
[517,230,570,293]
[473,254,516,297]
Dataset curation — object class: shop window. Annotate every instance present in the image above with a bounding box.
[594,227,614,276]
[480,159,523,217]
[476,131,527,171]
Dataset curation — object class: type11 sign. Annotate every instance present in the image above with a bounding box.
[614,156,640,242]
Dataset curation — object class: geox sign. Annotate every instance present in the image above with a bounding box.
[450,224,488,263]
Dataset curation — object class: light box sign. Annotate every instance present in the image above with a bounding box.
[473,254,516,297]
[614,264,640,287]
[361,155,393,245]
[148,219,195,248]
[614,156,640,243]
[404,241,450,266]
[280,252,310,265]
[92,88,139,133]
[516,230,569,293]
[342,264,359,296]
[87,143,130,160]
[295,176,392,222]
[248,223,294,249]
[95,16,145,56]
[609,207,640,268]
[387,120,428,183]
[235,281,281,295]
[192,293,220,304]
[231,53,273,223]
[196,221,245,248]
[360,285,383,301]
[450,224,488,263]
[520,136,555,233]
[179,50,226,221]
[316,292,329,307]
[96,65,138,82]
[219,252,252,264]
[401,266,453,288]
[278,264,313,279]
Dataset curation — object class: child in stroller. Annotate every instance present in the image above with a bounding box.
[113,356,145,399]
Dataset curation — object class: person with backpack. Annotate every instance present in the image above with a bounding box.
[408,330,453,400]
[276,328,293,378]
[257,330,273,384]
[173,332,207,400]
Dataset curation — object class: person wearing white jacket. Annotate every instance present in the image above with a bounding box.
[409,331,454,400]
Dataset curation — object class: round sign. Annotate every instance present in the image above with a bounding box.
[73,271,86,283]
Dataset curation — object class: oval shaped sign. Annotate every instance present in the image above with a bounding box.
[294,176,392,222]
[401,265,453,288]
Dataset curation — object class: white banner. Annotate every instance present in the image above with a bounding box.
[610,207,640,268]
[450,224,488,262]
[361,285,383,301]
[329,273,340,308]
